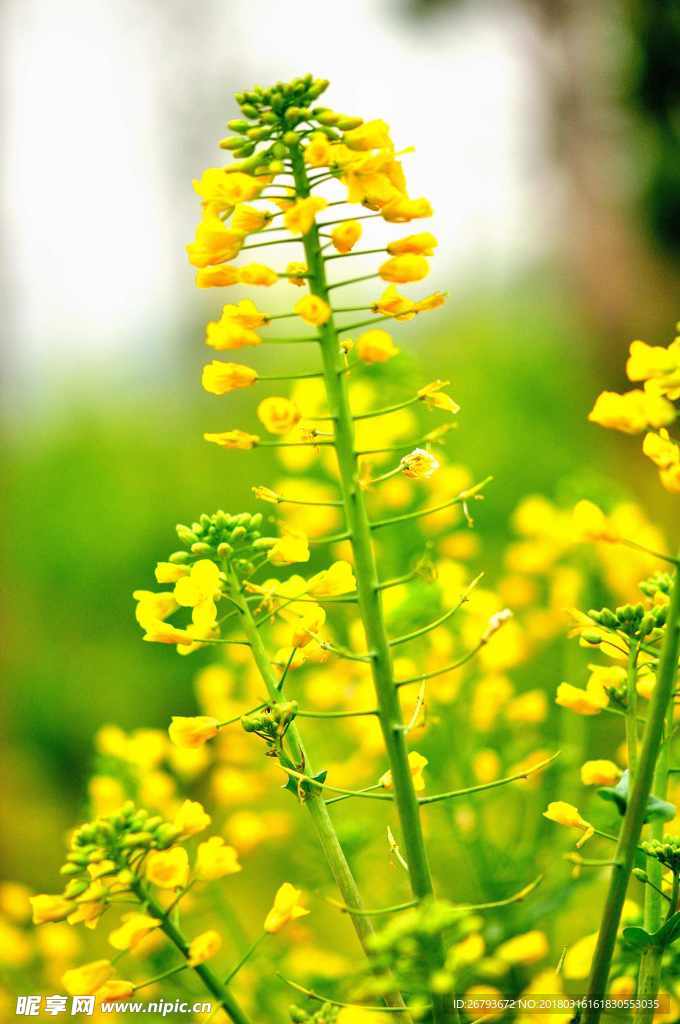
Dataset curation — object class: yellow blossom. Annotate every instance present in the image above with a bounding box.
[154,561,189,584]
[626,339,679,382]
[145,848,190,890]
[307,561,356,597]
[284,197,328,235]
[414,291,446,312]
[379,253,429,283]
[331,220,362,253]
[202,361,258,395]
[257,396,301,435]
[62,959,113,997]
[108,913,161,952]
[294,294,331,325]
[496,930,549,966]
[237,263,279,286]
[373,285,416,320]
[588,389,675,434]
[286,262,308,286]
[344,119,393,151]
[643,429,678,470]
[400,448,440,479]
[380,750,428,792]
[473,749,501,784]
[196,265,241,288]
[572,500,621,543]
[188,929,222,966]
[543,801,594,846]
[356,328,399,364]
[231,204,270,234]
[555,680,609,716]
[193,169,263,209]
[382,196,433,222]
[268,532,310,566]
[505,690,548,724]
[97,980,136,1002]
[580,760,621,786]
[264,882,310,934]
[169,716,220,749]
[30,894,75,925]
[418,381,460,414]
[186,217,245,268]
[562,933,598,979]
[0,883,32,924]
[195,837,241,880]
[660,462,680,493]
[304,131,333,167]
[204,430,260,450]
[387,232,437,256]
[175,799,212,837]
[133,589,178,631]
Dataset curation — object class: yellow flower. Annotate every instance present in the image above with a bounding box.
[473,749,501,784]
[188,929,222,966]
[562,933,598,979]
[642,429,678,470]
[237,263,279,286]
[96,980,135,1002]
[304,132,333,167]
[0,883,32,924]
[580,760,621,786]
[543,801,594,846]
[331,221,362,253]
[264,882,310,934]
[381,196,433,222]
[175,799,212,837]
[231,204,270,234]
[414,291,446,312]
[379,253,429,283]
[387,232,437,256]
[186,217,245,268]
[356,328,399,364]
[418,381,460,414]
[133,589,178,631]
[154,561,189,584]
[286,262,308,286]
[380,750,428,792]
[173,559,221,631]
[344,119,393,151]
[257,396,301,435]
[660,461,680,493]
[204,430,260,450]
[195,837,241,880]
[294,294,331,325]
[108,913,161,951]
[268,532,310,566]
[193,169,263,209]
[202,361,258,395]
[496,930,549,966]
[588,389,675,434]
[555,680,609,716]
[337,1010,392,1024]
[30,894,75,925]
[400,448,440,479]
[169,716,220,749]
[62,959,113,997]
[196,265,241,288]
[626,339,679,382]
[145,847,190,889]
[572,500,621,543]
[505,690,548,724]
[284,197,328,235]
[307,561,356,597]
[373,285,415,321]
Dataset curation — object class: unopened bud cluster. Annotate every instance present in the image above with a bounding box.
[219,72,363,174]
[588,601,667,641]
[641,836,680,875]
[170,509,265,566]
[639,571,674,600]
[241,701,299,754]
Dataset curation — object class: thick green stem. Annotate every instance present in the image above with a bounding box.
[227,565,410,1019]
[582,561,680,1024]
[290,145,456,1024]
[132,881,251,1024]
[626,643,640,780]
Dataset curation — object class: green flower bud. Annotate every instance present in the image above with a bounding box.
[227,118,250,133]
[176,524,198,546]
[283,131,300,147]
[191,542,214,555]
[239,103,258,119]
[336,115,363,130]
[217,542,233,558]
[316,110,340,126]
[168,550,190,564]
[582,631,603,645]
[64,878,90,899]
[220,136,248,151]
[272,142,288,158]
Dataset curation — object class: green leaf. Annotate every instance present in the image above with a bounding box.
[597,770,676,822]
[654,912,680,947]
[622,926,653,951]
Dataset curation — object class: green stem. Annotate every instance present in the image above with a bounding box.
[290,144,456,1024]
[132,881,251,1024]
[626,642,640,780]
[582,558,680,1024]
[226,563,410,1020]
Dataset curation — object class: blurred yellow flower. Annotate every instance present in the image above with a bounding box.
[257,396,301,435]
[202,361,258,395]
[62,959,113,997]
[380,751,428,792]
[294,294,331,325]
[145,848,189,890]
[188,929,222,966]
[264,882,310,934]
[195,837,241,881]
[356,328,399,364]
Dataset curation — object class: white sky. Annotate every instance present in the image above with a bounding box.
[3,0,547,390]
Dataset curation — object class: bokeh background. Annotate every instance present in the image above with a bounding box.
[3,0,680,1003]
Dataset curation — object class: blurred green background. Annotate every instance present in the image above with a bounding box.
[3,0,680,904]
